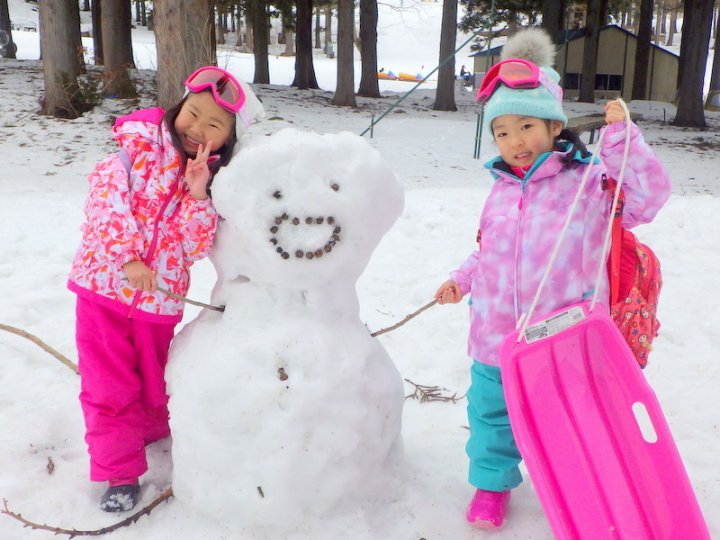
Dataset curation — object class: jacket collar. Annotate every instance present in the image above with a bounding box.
[484,142,598,183]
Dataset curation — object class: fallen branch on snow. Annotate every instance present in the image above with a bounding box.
[0,323,78,374]
[404,378,466,403]
[1,487,173,537]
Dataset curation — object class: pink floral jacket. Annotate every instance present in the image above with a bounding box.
[450,122,671,367]
[68,109,218,324]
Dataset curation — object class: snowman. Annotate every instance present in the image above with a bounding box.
[166,128,405,534]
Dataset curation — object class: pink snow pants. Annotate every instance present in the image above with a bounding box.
[75,297,176,482]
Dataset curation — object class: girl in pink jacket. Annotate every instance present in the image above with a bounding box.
[434,29,670,530]
[68,67,263,513]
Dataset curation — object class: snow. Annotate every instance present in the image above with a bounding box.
[1,1,719,539]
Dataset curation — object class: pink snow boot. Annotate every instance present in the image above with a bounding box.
[466,488,511,529]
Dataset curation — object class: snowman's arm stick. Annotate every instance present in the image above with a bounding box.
[157,287,225,312]
[370,300,437,337]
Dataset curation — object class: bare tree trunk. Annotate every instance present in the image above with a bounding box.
[632,0,653,100]
[332,0,356,106]
[706,7,720,110]
[39,0,84,118]
[666,3,678,46]
[235,10,244,47]
[358,0,380,97]
[82,0,90,11]
[433,0,457,111]
[600,0,609,26]
[314,8,321,48]
[541,0,563,42]
[0,0,18,59]
[579,0,601,103]
[91,0,103,65]
[292,0,319,88]
[658,0,667,34]
[324,8,332,50]
[217,8,226,45]
[281,7,296,56]
[245,12,255,52]
[674,0,713,126]
[283,28,296,55]
[140,0,147,26]
[209,2,217,61]
[102,0,136,98]
[154,0,215,109]
[251,0,269,83]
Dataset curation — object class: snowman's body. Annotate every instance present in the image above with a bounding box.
[167,129,405,532]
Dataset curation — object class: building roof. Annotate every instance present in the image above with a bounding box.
[471,24,679,59]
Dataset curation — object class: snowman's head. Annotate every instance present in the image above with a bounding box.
[210,129,404,288]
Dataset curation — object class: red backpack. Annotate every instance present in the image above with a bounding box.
[603,175,662,368]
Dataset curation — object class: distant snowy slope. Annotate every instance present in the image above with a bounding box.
[7,0,38,30]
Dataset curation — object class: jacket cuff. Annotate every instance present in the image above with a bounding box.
[118,251,142,268]
[449,270,472,296]
[600,121,639,147]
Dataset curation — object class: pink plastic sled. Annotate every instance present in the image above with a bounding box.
[500,301,710,539]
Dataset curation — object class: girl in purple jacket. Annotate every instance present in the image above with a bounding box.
[434,28,671,530]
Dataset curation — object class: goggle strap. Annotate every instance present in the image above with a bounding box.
[538,69,563,104]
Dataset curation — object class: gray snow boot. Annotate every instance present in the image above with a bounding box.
[100,483,140,512]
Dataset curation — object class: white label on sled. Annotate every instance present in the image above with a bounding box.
[523,306,586,344]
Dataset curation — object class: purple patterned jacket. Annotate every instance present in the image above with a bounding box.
[450,121,671,366]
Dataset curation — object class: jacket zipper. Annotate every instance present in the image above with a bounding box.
[127,177,182,318]
[513,177,527,321]
[513,179,527,322]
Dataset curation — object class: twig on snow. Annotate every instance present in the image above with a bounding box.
[404,378,466,403]
[1,488,173,537]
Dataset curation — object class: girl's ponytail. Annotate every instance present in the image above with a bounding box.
[557,128,591,165]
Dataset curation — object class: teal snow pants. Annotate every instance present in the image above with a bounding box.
[466,361,523,492]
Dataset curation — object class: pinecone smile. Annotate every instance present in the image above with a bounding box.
[268,214,342,260]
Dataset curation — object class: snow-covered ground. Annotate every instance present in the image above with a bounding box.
[1,1,719,539]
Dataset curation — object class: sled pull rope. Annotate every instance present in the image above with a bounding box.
[517,99,633,342]
[590,99,632,311]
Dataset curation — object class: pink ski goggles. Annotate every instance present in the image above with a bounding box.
[184,66,246,114]
[476,58,563,104]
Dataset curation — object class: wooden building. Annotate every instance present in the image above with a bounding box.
[471,24,680,103]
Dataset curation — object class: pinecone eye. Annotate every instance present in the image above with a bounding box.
[272,190,282,199]
[330,183,340,192]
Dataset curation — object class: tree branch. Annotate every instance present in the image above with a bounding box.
[370,300,437,337]
[1,487,173,537]
[0,323,78,374]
